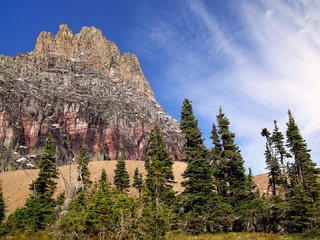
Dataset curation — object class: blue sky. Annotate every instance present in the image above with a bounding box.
[1,0,320,174]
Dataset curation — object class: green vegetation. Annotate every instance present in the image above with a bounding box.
[133,167,143,197]
[30,133,58,196]
[77,146,92,190]
[0,102,319,239]
[114,156,130,193]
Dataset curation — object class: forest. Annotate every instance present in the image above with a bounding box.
[0,98,319,240]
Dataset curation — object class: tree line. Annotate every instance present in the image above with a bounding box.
[0,99,319,239]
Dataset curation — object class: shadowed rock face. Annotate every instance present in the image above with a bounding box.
[0,24,183,167]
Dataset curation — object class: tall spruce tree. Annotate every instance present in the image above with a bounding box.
[114,156,130,193]
[133,167,143,198]
[216,108,246,199]
[180,99,214,233]
[286,111,319,199]
[284,111,320,232]
[261,128,282,196]
[77,146,92,190]
[210,123,225,195]
[145,125,174,203]
[30,133,58,196]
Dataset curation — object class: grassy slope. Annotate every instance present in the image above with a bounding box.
[0,160,268,216]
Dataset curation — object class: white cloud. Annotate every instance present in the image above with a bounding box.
[134,0,320,174]
[265,9,274,17]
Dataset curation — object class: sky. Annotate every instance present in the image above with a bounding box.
[1,0,320,174]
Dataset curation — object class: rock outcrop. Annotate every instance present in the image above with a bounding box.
[0,24,183,169]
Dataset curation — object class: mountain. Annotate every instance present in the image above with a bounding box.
[0,24,183,169]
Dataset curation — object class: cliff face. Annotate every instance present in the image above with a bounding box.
[0,24,183,168]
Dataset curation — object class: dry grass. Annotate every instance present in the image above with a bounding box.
[0,160,269,216]
[253,173,269,194]
[0,160,186,216]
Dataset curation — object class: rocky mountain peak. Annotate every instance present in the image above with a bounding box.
[33,24,153,98]
[0,25,183,169]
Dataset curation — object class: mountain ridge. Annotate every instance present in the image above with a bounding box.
[0,24,183,170]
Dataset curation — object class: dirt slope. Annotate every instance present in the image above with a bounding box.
[0,160,267,216]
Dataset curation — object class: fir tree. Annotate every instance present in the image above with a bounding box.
[286,111,319,200]
[30,133,58,197]
[87,169,114,235]
[138,187,170,240]
[87,169,134,239]
[210,123,225,195]
[145,125,174,204]
[6,194,56,233]
[133,167,143,198]
[77,146,92,190]
[59,189,88,237]
[114,156,130,193]
[284,111,320,233]
[216,108,246,199]
[180,99,214,233]
[271,121,288,173]
[261,128,282,196]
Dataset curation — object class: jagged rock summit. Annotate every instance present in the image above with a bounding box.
[0,24,183,169]
[34,24,154,97]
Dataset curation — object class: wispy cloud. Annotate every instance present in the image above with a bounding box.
[133,0,320,173]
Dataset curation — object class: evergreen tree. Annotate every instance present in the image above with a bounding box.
[114,156,130,193]
[87,169,134,239]
[77,146,92,190]
[59,189,88,237]
[133,167,143,198]
[284,111,320,233]
[87,169,115,235]
[180,99,214,233]
[261,128,282,196]
[271,121,288,173]
[0,182,5,223]
[145,125,174,204]
[30,133,58,197]
[216,108,246,199]
[286,111,319,200]
[210,123,225,195]
[138,187,170,240]
[6,194,56,234]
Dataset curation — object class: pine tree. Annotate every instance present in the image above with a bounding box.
[87,169,115,236]
[271,121,288,173]
[77,146,92,190]
[59,189,88,237]
[133,167,143,198]
[216,108,246,199]
[6,194,56,233]
[30,133,58,197]
[114,156,130,193]
[261,128,282,196]
[138,187,170,240]
[87,169,134,239]
[180,99,214,233]
[284,111,320,233]
[210,123,225,195]
[286,111,319,200]
[145,125,174,204]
